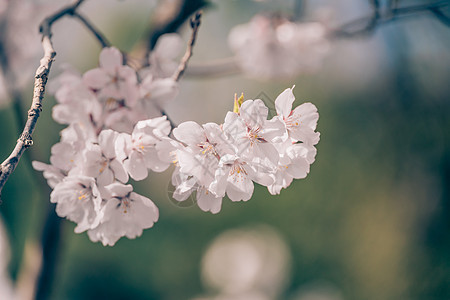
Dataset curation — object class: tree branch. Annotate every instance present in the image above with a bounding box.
[71,11,111,48]
[332,0,450,37]
[0,0,86,196]
[172,11,202,82]
[146,0,208,54]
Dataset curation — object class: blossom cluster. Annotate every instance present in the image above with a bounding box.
[228,15,330,79]
[34,44,319,246]
[164,86,320,213]
[33,45,178,246]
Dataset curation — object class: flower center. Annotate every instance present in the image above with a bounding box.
[247,126,266,145]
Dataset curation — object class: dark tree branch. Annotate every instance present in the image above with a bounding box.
[332,0,450,37]
[172,11,202,82]
[429,7,450,27]
[146,0,208,54]
[71,12,111,48]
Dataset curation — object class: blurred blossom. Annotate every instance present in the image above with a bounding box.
[146,33,184,78]
[197,225,291,299]
[0,0,68,106]
[228,15,330,79]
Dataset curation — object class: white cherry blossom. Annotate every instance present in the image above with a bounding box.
[274,86,320,145]
[50,175,102,233]
[268,141,317,195]
[71,130,128,186]
[87,183,159,246]
[116,116,171,180]
[210,153,273,202]
[223,100,285,169]
[147,33,184,78]
[173,121,233,187]
[83,47,139,106]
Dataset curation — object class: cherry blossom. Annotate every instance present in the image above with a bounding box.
[116,116,171,180]
[71,130,129,186]
[83,47,139,106]
[173,121,233,187]
[50,175,103,234]
[228,15,330,79]
[268,141,317,195]
[223,100,285,168]
[147,33,184,78]
[274,86,320,145]
[35,75,320,244]
[87,183,159,246]
[210,153,273,202]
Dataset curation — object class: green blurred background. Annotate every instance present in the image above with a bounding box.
[1,0,450,299]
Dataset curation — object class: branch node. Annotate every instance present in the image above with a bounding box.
[19,133,34,148]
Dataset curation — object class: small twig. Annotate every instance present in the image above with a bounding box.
[332,0,450,37]
[172,11,202,82]
[0,0,87,196]
[71,12,111,48]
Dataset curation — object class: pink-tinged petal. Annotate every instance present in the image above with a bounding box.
[105,182,133,198]
[109,159,129,183]
[118,66,138,85]
[196,189,222,214]
[143,147,170,172]
[124,151,148,181]
[285,144,314,179]
[262,117,288,143]
[129,192,159,226]
[115,133,132,162]
[97,167,115,187]
[99,47,123,70]
[173,121,205,145]
[226,175,254,202]
[173,176,196,201]
[155,138,181,164]
[275,86,295,117]
[153,33,184,59]
[223,112,247,142]
[209,166,229,198]
[288,102,320,145]
[240,99,268,128]
[98,130,118,159]
[286,158,310,179]
[289,128,320,145]
[143,78,179,106]
[246,165,274,187]
[291,102,319,131]
[134,116,171,139]
[252,142,279,167]
[83,68,109,89]
[268,174,293,195]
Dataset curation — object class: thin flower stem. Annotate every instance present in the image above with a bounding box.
[172,11,202,82]
[71,12,111,48]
